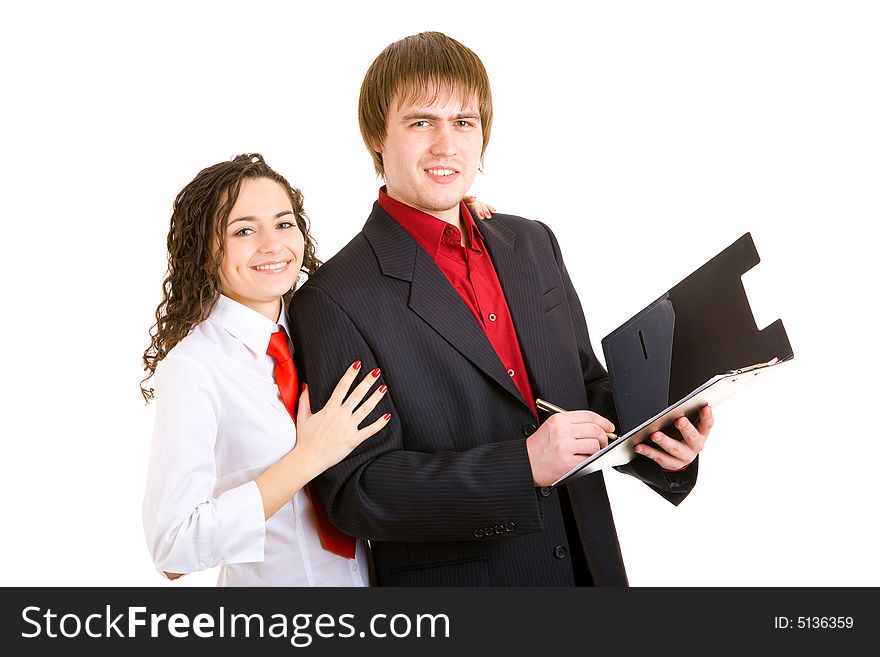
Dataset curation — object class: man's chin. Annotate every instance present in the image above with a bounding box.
[418,195,463,214]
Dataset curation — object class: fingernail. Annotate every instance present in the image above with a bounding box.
[371,367,381,378]
[383,413,392,421]
[353,360,362,370]
[379,384,387,393]
[301,383,307,392]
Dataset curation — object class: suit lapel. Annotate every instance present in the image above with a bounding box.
[364,204,524,404]
[480,218,555,401]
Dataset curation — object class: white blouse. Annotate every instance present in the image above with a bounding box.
[143,294,368,586]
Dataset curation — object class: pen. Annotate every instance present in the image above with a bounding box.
[535,398,618,441]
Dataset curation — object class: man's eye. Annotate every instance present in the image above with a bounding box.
[456,120,476,128]
[413,120,430,128]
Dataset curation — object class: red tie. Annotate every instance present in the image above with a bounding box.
[267,328,357,559]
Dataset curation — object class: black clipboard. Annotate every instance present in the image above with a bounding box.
[551,232,793,486]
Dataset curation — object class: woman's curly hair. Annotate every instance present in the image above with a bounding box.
[140,154,321,402]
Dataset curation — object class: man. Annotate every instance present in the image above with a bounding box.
[289,31,713,586]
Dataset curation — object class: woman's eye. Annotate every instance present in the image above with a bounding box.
[234,227,254,237]
[278,221,295,230]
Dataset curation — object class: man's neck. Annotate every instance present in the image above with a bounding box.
[383,188,463,232]
[432,205,463,229]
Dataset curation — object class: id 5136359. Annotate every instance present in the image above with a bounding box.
[773,616,854,630]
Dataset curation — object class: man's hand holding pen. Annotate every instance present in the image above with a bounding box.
[525,410,617,487]
[527,399,715,484]
[634,405,714,472]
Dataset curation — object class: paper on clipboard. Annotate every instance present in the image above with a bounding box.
[551,357,785,487]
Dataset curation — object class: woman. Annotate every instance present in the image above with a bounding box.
[141,153,494,586]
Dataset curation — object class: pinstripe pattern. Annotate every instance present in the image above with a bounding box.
[288,202,696,586]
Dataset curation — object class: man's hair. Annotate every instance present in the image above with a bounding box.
[140,154,321,402]
[358,31,493,177]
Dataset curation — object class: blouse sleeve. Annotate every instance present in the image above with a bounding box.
[142,353,266,577]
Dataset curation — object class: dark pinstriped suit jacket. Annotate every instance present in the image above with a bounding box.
[289,203,697,586]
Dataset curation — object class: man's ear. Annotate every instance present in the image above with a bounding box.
[373,144,384,170]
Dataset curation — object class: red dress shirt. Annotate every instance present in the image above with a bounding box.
[379,188,537,416]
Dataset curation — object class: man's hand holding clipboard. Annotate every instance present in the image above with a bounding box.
[534,398,713,486]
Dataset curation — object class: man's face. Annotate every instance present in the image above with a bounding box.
[379,86,483,223]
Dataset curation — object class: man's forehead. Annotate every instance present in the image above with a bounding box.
[393,81,479,113]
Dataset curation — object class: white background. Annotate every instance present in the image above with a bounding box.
[1,1,877,587]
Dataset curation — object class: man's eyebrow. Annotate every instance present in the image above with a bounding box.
[228,210,294,226]
[400,111,481,121]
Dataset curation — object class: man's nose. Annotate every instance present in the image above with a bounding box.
[430,124,456,157]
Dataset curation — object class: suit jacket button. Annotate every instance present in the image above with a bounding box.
[505,522,516,532]
[474,529,484,538]
[554,546,567,559]
[523,424,537,436]
[539,486,552,497]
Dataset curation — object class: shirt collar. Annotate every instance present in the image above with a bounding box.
[378,186,484,259]
[209,294,290,357]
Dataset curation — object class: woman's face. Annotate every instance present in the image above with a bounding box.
[217,177,305,321]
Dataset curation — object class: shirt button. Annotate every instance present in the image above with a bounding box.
[351,562,359,572]
[507,369,515,377]
[539,486,552,497]
[523,424,537,436]
[554,546,567,559]
[488,313,497,322]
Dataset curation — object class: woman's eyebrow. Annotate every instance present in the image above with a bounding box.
[228,210,294,225]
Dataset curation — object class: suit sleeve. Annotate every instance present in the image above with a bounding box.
[289,284,543,543]
[537,221,698,505]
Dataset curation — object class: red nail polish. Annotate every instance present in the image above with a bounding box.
[353,360,362,370]
[379,384,387,393]
[371,368,381,378]
[383,413,392,421]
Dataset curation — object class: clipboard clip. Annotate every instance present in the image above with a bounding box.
[727,356,780,376]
